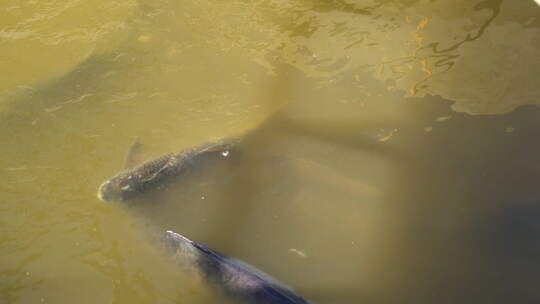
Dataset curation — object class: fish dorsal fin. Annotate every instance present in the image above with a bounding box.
[201,137,241,153]
[204,142,232,153]
[123,137,146,169]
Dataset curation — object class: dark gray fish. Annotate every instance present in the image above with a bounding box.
[164,230,311,304]
[97,140,238,201]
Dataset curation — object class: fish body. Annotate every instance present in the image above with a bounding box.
[98,140,237,201]
[165,230,311,304]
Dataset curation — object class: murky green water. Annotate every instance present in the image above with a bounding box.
[1,0,540,303]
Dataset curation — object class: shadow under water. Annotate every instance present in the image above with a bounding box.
[112,94,540,304]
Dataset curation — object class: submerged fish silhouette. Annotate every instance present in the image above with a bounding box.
[97,140,237,201]
[164,230,311,304]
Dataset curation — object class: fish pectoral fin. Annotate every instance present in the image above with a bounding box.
[123,137,147,169]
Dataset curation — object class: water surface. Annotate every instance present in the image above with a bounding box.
[1,1,540,303]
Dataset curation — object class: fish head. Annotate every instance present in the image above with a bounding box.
[164,230,201,266]
[165,230,194,251]
[97,173,139,202]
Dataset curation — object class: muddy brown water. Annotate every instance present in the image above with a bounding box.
[1,1,540,303]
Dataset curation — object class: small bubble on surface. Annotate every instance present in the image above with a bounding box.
[288,248,307,258]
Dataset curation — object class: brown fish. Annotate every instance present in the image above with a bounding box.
[97,139,238,201]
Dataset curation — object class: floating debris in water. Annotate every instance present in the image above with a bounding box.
[436,116,452,122]
[288,248,307,258]
[378,128,398,142]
